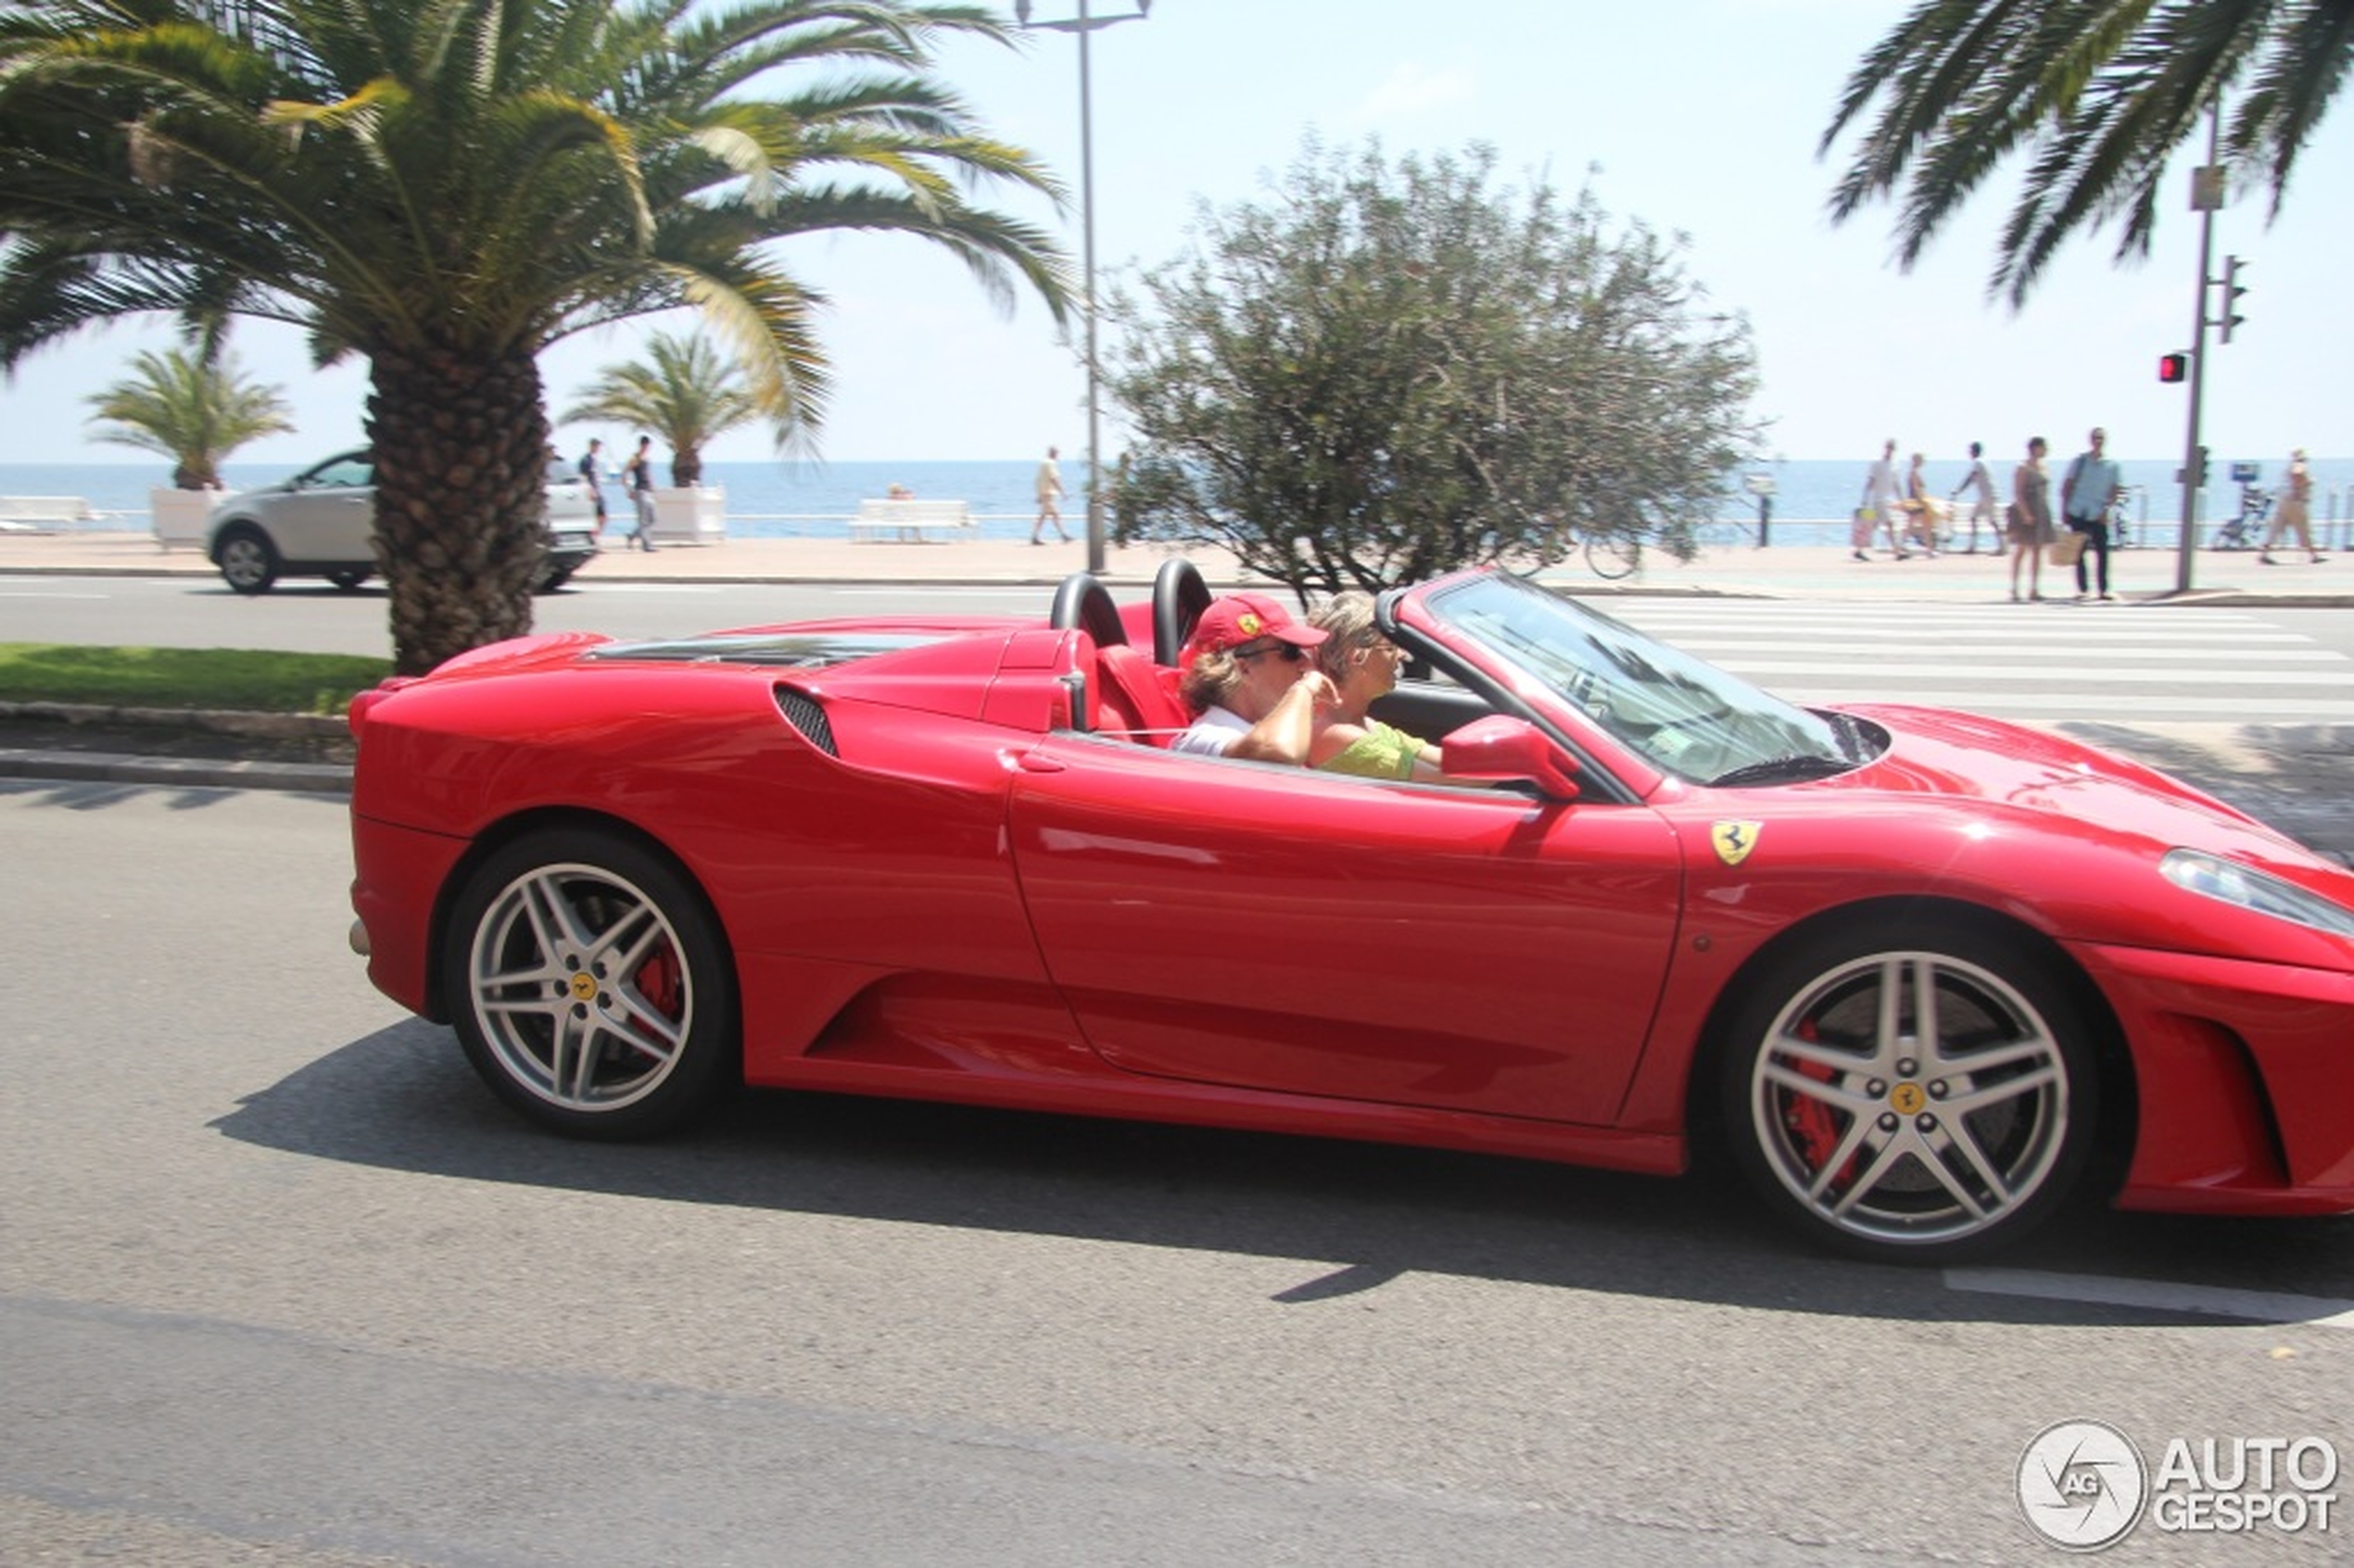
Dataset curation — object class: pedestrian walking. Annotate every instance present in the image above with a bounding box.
[577,437,607,538]
[2058,426,2121,601]
[1031,445,1069,545]
[1901,450,1942,556]
[1854,437,1910,561]
[622,435,659,551]
[1949,441,1997,553]
[2260,449,2323,564]
[2008,436,2054,601]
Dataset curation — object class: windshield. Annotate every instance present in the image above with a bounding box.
[1424,574,1864,786]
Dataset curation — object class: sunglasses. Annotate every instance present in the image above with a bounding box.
[1233,641,1305,664]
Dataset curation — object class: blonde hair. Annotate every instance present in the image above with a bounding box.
[1309,590,1382,684]
[1179,647,1245,713]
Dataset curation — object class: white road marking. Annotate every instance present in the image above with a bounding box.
[1946,1268,2354,1330]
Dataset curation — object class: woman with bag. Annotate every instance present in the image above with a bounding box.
[2007,436,2054,602]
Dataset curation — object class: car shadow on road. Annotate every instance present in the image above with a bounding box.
[213,1018,2354,1326]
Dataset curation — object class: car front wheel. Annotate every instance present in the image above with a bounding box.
[443,830,738,1139]
[1720,925,2096,1263]
[214,526,281,594]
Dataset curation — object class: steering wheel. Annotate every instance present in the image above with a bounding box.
[1048,571,1126,649]
[1151,557,1212,665]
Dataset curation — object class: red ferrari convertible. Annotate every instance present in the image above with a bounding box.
[347,563,2354,1263]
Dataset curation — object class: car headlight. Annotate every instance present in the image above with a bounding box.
[2160,849,2354,939]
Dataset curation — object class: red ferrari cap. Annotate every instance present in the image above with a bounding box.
[1180,592,1327,666]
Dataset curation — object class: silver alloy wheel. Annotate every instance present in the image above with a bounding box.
[465,860,693,1114]
[1745,949,2072,1251]
[217,531,277,593]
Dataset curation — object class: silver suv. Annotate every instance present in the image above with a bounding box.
[205,450,600,594]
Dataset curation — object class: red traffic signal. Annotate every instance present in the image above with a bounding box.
[2158,351,2190,383]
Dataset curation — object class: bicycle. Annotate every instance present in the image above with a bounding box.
[2212,486,2272,550]
[1505,525,1644,581]
[2106,487,2140,550]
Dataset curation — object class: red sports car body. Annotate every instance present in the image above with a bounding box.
[347,565,2354,1262]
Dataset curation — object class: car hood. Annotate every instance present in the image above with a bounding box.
[1831,702,2328,873]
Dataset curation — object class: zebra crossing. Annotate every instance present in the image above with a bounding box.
[1601,600,2354,727]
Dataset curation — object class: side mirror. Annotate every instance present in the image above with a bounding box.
[1441,715,1581,799]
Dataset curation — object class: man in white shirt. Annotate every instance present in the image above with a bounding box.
[1170,593,1335,762]
[1949,440,1996,553]
[1856,437,1908,561]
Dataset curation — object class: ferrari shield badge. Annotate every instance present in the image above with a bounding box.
[1711,821,1763,866]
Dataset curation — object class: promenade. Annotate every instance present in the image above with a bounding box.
[1,525,2348,606]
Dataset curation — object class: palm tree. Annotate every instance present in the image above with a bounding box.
[0,1,1069,673]
[85,346,295,490]
[1821,2,2352,306]
[563,331,764,487]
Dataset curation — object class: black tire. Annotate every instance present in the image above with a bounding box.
[537,566,576,593]
[1717,921,2096,1263]
[214,525,281,595]
[441,829,739,1140]
[326,568,371,591]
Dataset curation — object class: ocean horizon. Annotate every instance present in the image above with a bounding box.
[5,454,2346,548]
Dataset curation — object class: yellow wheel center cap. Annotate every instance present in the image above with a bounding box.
[1890,1081,1927,1116]
[569,972,598,1002]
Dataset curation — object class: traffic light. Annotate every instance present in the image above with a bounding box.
[2219,255,2248,343]
[2158,351,2190,383]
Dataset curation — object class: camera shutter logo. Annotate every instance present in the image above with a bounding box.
[2019,1421,2148,1550]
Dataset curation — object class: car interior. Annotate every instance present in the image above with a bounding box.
[1047,559,1500,756]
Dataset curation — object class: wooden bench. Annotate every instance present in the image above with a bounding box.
[850,498,977,543]
[0,496,97,532]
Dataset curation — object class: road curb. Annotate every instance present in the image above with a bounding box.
[0,745,350,794]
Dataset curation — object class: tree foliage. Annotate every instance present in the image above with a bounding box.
[84,345,293,488]
[1823,1,2354,307]
[1103,140,1760,599]
[0,0,1069,672]
[563,330,763,487]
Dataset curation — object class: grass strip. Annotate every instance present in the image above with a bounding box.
[0,644,394,715]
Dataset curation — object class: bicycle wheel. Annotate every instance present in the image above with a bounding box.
[1585,534,1641,579]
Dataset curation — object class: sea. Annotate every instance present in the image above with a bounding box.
[5,455,2347,548]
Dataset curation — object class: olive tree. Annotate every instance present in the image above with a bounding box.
[1103,139,1761,598]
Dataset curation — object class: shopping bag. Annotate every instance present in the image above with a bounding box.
[2047,531,2087,567]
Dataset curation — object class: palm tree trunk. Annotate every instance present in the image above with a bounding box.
[367,341,550,676]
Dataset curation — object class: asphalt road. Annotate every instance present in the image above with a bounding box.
[4,784,2350,1565]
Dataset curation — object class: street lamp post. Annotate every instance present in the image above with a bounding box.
[1015,0,1150,575]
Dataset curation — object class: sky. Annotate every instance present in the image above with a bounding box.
[4,0,2349,474]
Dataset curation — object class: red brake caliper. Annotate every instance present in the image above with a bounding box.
[1782,1023,1858,1189]
[627,946,683,1040]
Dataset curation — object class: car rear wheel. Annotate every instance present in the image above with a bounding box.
[214,526,281,595]
[326,568,371,590]
[443,830,738,1139]
[1719,925,2095,1263]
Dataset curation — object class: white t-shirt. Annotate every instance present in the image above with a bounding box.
[1170,705,1250,756]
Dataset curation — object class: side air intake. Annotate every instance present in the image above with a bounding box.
[774,687,838,756]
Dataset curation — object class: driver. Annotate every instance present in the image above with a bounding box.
[1171,593,1337,762]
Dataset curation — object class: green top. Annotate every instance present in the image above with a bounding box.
[1319,719,1428,780]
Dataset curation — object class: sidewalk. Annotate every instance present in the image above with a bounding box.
[4,527,2349,798]
[2,526,2348,605]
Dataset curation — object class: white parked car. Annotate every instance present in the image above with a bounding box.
[205,450,600,595]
